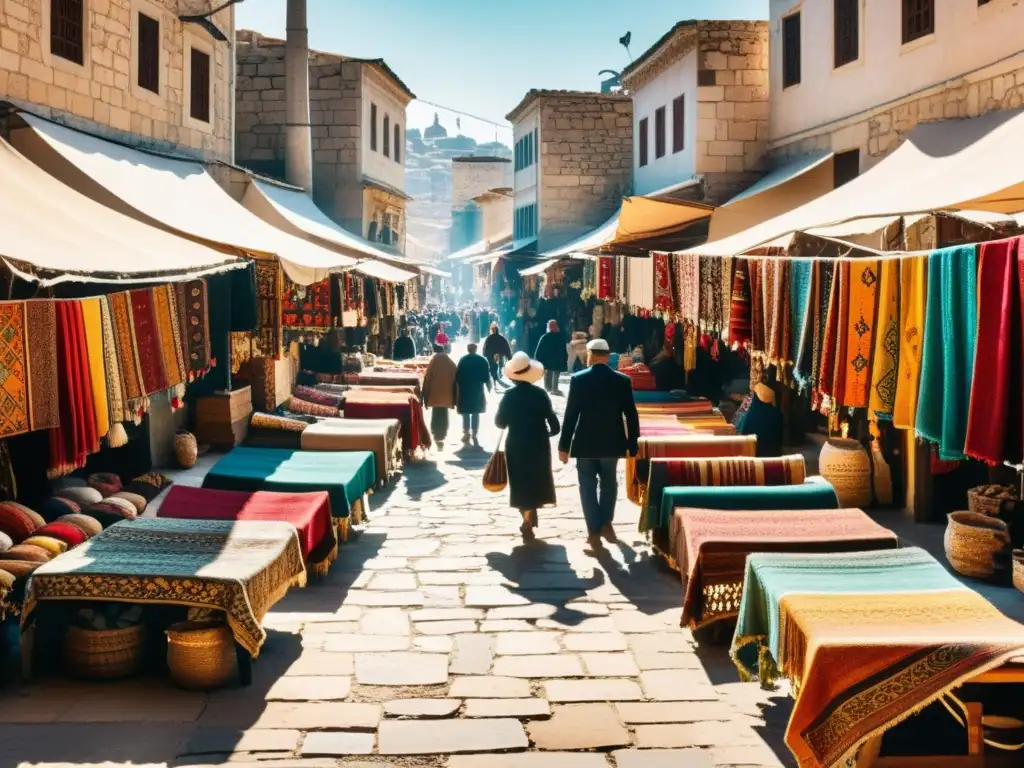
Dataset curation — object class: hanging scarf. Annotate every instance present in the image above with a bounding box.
[652,252,674,312]
[729,259,751,345]
[892,255,928,430]
[48,301,99,478]
[79,298,111,440]
[964,238,1021,465]
[868,260,900,417]
[915,246,978,461]
[748,259,765,355]
[98,295,128,424]
[152,285,185,389]
[721,257,734,336]
[765,259,791,372]
[130,288,169,395]
[818,262,843,406]
[790,261,815,390]
[698,256,723,331]
[838,260,880,408]
[598,257,614,300]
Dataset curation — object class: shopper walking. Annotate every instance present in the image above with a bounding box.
[494,352,560,542]
[535,319,569,395]
[455,342,491,445]
[482,322,513,390]
[421,343,457,449]
[392,327,415,361]
[558,338,640,551]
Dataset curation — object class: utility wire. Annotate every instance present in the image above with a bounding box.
[413,98,512,132]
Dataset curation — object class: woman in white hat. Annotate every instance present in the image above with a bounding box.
[494,351,561,542]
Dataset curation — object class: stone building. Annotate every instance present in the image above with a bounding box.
[0,0,234,161]
[505,90,633,253]
[768,0,1024,172]
[449,156,512,252]
[234,29,414,251]
[621,20,769,205]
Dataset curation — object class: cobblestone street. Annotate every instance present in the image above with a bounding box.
[0,384,793,768]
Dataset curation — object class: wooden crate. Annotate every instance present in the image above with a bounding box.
[195,387,252,451]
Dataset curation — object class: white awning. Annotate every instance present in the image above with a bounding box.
[518,258,562,276]
[13,115,355,285]
[0,135,243,285]
[243,178,400,262]
[688,108,1024,257]
[417,264,451,279]
[350,259,416,283]
[705,151,835,242]
[542,213,621,258]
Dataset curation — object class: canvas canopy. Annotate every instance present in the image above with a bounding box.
[14,115,355,285]
[0,134,243,285]
[518,258,562,276]
[349,259,417,283]
[688,108,1024,257]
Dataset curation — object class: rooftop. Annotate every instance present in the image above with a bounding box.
[621,20,697,83]
[452,156,512,164]
[505,89,631,123]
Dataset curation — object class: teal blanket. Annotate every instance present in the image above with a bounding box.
[203,446,376,518]
[733,548,965,680]
[657,476,838,534]
[789,260,814,388]
[915,245,978,460]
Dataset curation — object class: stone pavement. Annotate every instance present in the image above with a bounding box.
[0,382,795,768]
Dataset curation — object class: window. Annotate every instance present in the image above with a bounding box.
[902,0,934,44]
[189,48,210,123]
[394,124,401,163]
[51,0,84,65]
[137,12,160,94]
[534,128,538,164]
[834,0,859,68]
[638,117,649,167]
[383,115,391,157]
[514,134,535,172]
[833,149,860,188]
[514,204,537,241]
[370,104,378,152]
[672,95,685,154]
[654,106,666,159]
[782,13,801,88]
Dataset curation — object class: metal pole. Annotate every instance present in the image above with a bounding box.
[285,0,312,191]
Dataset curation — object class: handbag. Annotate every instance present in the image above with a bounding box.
[482,430,508,493]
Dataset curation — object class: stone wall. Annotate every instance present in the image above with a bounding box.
[0,0,233,161]
[537,93,633,251]
[768,56,1024,172]
[694,21,769,204]
[451,158,511,208]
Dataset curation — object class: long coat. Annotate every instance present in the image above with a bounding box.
[422,352,457,409]
[495,382,560,510]
[455,352,491,414]
[535,330,568,373]
[558,363,640,459]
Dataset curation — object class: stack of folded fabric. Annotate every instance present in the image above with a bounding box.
[620,364,656,391]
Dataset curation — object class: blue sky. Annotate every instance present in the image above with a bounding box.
[236,0,767,143]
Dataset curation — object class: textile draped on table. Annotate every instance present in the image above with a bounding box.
[627,434,757,505]
[892,255,927,430]
[698,256,724,331]
[129,289,169,396]
[728,259,751,346]
[916,246,978,461]
[254,259,283,360]
[48,301,99,478]
[965,237,1023,465]
[183,279,213,378]
[25,518,307,657]
[837,260,880,409]
[788,261,813,387]
[653,252,674,313]
[79,299,110,440]
[868,260,899,417]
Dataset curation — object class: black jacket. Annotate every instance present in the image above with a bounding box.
[455,352,491,414]
[535,331,568,372]
[558,363,640,458]
[393,335,415,361]
[482,332,512,363]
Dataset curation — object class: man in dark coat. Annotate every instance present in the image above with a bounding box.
[534,319,568,395]
[392,327,415,361]
[455,343,491,445]
[558,338,640,551]
[482,322,513,390]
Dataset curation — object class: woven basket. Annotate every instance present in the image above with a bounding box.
[967,485,1017,517]
[1014,550,1024,594]
[64,624,144,680]
[174,430,198,469]
[819,438,872,507]
[944,511,1011,580]
[167,621,235,690]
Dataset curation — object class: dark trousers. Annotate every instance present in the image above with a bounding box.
[430,407,449,441]
[577,457,619,533]
[489,359,505,387]
[543,370,560,392]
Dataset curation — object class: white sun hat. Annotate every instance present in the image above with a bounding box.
[504,351,545,383]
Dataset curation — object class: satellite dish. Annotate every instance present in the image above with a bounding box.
[619,31,632,60]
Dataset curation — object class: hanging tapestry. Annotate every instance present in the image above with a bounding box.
[79,298,110,440]
[166,285,188,386]
[652,252,674,313]
[789,261,813,378]
[98,296,128,425]
[231,332,253,375]
[748,259,765,355]
[152,285,185,389]
[964,238,1021,465]
[837,259,880,408]
[183,279,213,377]
[818,262,843,404]
[765,259,792,372]
[254,259,283,359]
[582,259,597,300]
[0,302,30,438]
[868,260,900,417]
[915,246,978,461]
[48,301,99,478]
[729,259,751,346]
[892,255,927,430]
[808,262,835,404]
[698,256,724,332]
[129,289,169,396]
[282,277,333,331]
[677,254,700,322]
[598,257,614,300]
[108,292,145,405]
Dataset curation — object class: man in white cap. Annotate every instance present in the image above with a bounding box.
[558,338,640,550]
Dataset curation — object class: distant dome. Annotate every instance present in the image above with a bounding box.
[424,112,448,140]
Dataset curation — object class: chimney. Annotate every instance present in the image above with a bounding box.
[284,0,312,191]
